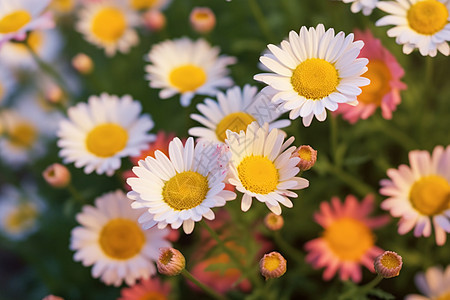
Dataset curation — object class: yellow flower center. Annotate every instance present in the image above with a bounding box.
[91,7,127,42]
[291,58,339,100]
[159,249,173,265]
[99,218,145,260]
[435,293,450,300]
[0,10,32,34]
[238,156,279,194]
[298,147,312,161]
[263,254,282,271]
[4,203,38,234]
[9,122,37,148]
[131,0,158,10]
[323,217,374,261]
[85,123,128,158]
[380,252,401,269]
[359,60,391,106]
[50,0,75,12]
[162,171,209,211]
[409,175,450,216]
[169,64,207,93]
[215,112,256,142]
[139,292,167,300]
[407,0,449,35]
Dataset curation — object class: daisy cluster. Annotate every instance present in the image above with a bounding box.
[0,0,449,299]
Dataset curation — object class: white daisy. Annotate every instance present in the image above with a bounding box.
[57,93,155,176]
[341,0,379,15]
[376,0,450,57]
[128,0,172,11]
[0,0,54,45]
[379,145,450,246]
[0,109,46,166]
[188,85,290,144]
[0,183,45,240]
[0,28,63,70]
[127,137,236,234]
[70,190,171,286]
[145,37,237,107]
[76,0,140,56]
[226,122,309,214]
[254,24,370,127]
[406,265,450,300]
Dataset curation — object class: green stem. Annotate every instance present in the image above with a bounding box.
[273,231,304,266]
[24,42,71,103]
[201,221,263,289]
[66,183,85,204]
[374,118,418,150]
[248,0,276,42]
[323,160,375,197]
[181,269,229,300]
[339,275,383,300]
[329,115,339,165]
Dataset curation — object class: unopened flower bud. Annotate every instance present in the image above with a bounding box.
[374,251,402,278]
[72,53,93,74]
[292,145,317,171]
[143,9,166,32]
[45,84,63,104]
[259,251,286,279]
[42,295,64,300]
[264,212,284,231]
[42,163,71,188]
[157,247,185,276]
[190,7,216,34]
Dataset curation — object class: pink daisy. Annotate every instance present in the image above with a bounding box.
[380,145,450,246]
[118,277,170,300]
[305,194,390,283]
[335,29,406,124]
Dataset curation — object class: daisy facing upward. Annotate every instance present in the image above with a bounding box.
[225,122,309,214]
[127,137,236,234]
[57,93,155,176]
[145,37,236,107]
[76,0,140,56]
[254,24,370,127]
[189,85,290,144]
[380,145,450,245]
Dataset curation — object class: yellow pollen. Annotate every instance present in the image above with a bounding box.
[193,12,211,21]
[215,112,256,142]
[160,250,173,265]
[263,255,281,271]
[298,147,312,161]
[238,156,278,194]
[131,0,158,10]
[5,203,38,234]
[291,58,339,100]
[139,292,167,300]
[91,7,127,42]
[409,175,450,216]
[99,218,145,260]
[9,122,37,148]
[436,292,450,300]
[0,10,32,34]
[407,0,449,35]
[85,123,128,158]
[162,171,209,211]
[169,64,207,93]
[359,60,391,106]
[323,217,374,261]
[50,0,75,12]
[380,253,401,269]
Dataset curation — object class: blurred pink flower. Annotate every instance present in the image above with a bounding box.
[118,277,170,300]
[305,194,390,283]
[335,29,406,123]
